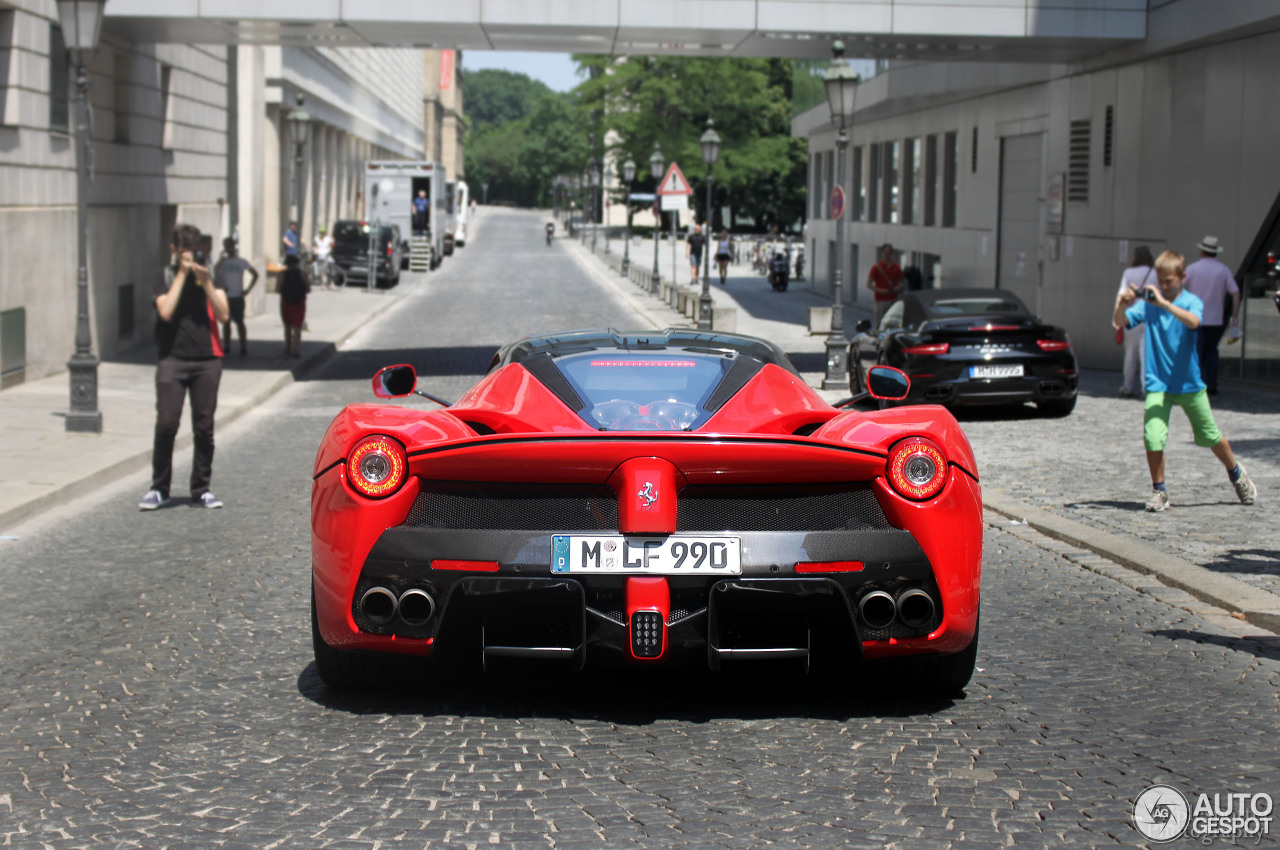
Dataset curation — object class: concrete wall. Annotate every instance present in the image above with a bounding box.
[803,27,1280,372]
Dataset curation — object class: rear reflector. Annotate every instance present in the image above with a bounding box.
[431,559,499,572]
[795,561,865,573]
[903,342,949,356]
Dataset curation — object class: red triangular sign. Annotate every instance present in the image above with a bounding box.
[657,162,693,195]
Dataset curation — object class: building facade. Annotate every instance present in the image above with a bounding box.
[0,15,465,388]
[799,2,1280,383]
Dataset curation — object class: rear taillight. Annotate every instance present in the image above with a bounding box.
[969,324,1019,331]
[903,342,949,356]
[1037,339,1072,352]
[347,435,407,498]
[386,243,393,257]
[886,438,948,501]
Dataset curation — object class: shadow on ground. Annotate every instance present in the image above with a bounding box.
[1151,629,1280,663]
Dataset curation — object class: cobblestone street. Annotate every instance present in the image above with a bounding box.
[0,211,1276,848]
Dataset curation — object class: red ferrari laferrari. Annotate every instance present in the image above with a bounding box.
[311,329,982,694]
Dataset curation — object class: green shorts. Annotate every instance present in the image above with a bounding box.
[1143,389,1222,452]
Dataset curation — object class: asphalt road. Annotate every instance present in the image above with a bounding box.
[0,211,1277,849]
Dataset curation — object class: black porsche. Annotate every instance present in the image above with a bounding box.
[850,288,1078,415]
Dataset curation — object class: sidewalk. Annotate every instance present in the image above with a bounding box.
[565,225,1280,635]
[0,275,425,530]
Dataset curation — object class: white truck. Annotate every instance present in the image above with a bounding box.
[364,160,446,270]
[454,181,470,247]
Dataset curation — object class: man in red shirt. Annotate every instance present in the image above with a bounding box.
[867,243,904,327]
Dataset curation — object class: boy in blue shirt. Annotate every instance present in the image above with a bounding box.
[1114,251,1255,511]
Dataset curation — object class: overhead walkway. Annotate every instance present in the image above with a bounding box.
[104,0,1145,63]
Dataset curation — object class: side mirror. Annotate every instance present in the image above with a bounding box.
[867,365,910,401]
[855,319,872,334]
[373,364,418,398]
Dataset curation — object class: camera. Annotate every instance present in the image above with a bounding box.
[1143,288,1158,302]
[192,249,208,266]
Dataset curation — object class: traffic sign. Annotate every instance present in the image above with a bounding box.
[830,185,845,220]
[660,194,688,211]
[657,162,693,196]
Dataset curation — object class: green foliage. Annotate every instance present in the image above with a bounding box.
[791,59,827,119]
[573,55,808,232]
[461,57,811,228]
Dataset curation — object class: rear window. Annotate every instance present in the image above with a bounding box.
[556,353,732,431]
[927,298,1026,316]
[333,222,393,245]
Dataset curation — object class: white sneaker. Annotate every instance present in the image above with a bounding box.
[192,492,223,508]
[1233,466,1257,506]
[1145,489,1170,512]
[138,489,165,510]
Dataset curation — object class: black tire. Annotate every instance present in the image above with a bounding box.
[866,620,979,697]
[311,585,422,690]
[1037,395,1077,417]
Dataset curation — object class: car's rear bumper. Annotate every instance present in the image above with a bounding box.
[907,372,1077,406]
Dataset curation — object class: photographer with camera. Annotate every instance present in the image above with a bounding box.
[139,223,231,511]
[1113,250,1255,513]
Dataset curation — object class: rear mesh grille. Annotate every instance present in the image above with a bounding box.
[677,485,890,531]
[401,483,889,533]
[403,483,618,531]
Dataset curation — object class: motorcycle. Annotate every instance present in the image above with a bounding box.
[545,222,555,246]
[768,250,790,292]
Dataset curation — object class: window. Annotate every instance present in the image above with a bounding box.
[118,284,135,339]
[1103,105,1114,167]
[868,144,880,223]
[904,138,922,225]
[159,63,173,150]
[1068,119,1091,202]
[924,135,938,227]
[113,51,131,143]
[0,307,25,389]
[882,141,900,224]
[809,154,820,220]
[970,126,978,173]
[824,150,834,220]
[942,132,958,228]
[852,146,865,221]
[49,25,68,132]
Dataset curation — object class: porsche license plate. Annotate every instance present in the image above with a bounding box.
[551,535,742,574]
[970,364,1024,379]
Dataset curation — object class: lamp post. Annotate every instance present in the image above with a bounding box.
[286,94,311,226]
[649,142,664,295]
[821,40,861,390]
[621,156,636,275]
[698,117,721,331]
[603,165,615,254]
[589,159,600,254]
[59,0,107,433]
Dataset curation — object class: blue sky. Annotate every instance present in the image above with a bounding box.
[460,51,582,92]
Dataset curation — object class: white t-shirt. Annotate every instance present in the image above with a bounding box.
[216,256,253,298]
[313,235,333,259]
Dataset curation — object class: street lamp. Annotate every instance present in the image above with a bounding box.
[58,0,107,433]
[821,40,861,390]
[286,94,311,225]
[698,117,721,331]
[589,159,601,254]
[621,156,636,275]
[603,165,615,254]
[649,142,664,295]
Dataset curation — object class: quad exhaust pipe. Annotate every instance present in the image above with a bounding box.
[359,586,437,626]
[857,588,938,630]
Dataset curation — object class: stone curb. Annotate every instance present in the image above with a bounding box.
[983,490,1280,634]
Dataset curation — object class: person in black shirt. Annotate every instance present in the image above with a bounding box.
[687,224,706,285]
[139,223,231,510]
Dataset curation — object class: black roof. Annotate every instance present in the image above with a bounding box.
[494,328,800,376]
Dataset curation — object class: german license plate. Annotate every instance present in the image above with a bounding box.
[551,535,742,575]
[970,364,1023,379]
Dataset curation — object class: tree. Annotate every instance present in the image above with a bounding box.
[464,69,554,133]
[572,55,809,233]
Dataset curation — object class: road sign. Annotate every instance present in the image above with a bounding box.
[660,194,688,211]
[830,185,845,220]
[657,162,693,196]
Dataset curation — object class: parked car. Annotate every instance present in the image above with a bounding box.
[851,288,1078,416]
[310,329,983,696]
[330,220,403,287]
